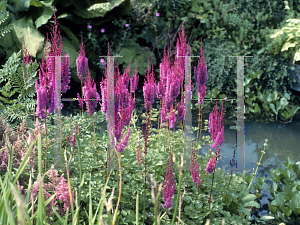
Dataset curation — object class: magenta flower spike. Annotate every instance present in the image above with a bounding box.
[210,125,224,149]
[82,69,100,116]
[143,62,157,112]
[117,128,131,152]
[194,38,207,104]
[35,6,70,118]
[162,147,177,209]
[61,54,71,93]
[205,156,217,174]
[168,105,177,129]
[130,61,139,93]
[77,93,84,108]
[35,79,48,119]
[177,98,185,122]
[22,37,32,66]
[209,101,225,142]
[76,35,88,81]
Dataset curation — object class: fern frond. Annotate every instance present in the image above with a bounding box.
[0,22,13,38]
[0,50,21,83]
[0,0,7,14]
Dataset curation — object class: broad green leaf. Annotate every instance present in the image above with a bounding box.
[269,103,277,114]
[73,0,125,18]
[35,6,53,28]
[13,17,45,57]
[279,97,289,110]
[243,201,260,209]
[62,36,78,68]
[239,207,250,218]
[59,24,80,50]
[241,194,256,203]
[9,0,30,12]
[287,193,300,214]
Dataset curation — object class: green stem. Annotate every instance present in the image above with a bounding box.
[76,135,83,225]
[112,148,122,225]
[92,115,98,163]
[248,139,268,189]
[208,166,216,210]
[224,170,233,201]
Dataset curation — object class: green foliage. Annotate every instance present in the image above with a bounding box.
[0,0,13,39]
[266,156,300,224]
[266,18,300,64]
[0,50,39,126]
[73,0,127,18]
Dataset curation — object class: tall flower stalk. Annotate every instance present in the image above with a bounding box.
[189,143,201,198]
[141,112,151,224]
[76,35,89,116]
[35,7,70,173]
[82,68,100,160]
[194,38,207,143]
[162,146,177,214]
[143,60,157,152]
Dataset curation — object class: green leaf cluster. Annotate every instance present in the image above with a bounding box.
[266,156,300,224]
[0,50,39,126]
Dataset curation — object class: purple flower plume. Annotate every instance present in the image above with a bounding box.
[210,125,224,149]
[76,35,88,81]
[77,93,84,108]
[61,54,71,93]
[194,38,207,104]
[117,128,131,152]
[130,62,139,93]
[168,105,176,129]
[82,69,100,116]
[143,62,157,112]
[205,156,217,174]
[209,101,225,142]
[162,147,177,209]
[35,79,48,119]
[177,98,185,122]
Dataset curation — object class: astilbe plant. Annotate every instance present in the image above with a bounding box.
[162,146,177,212]
[0,116,45,174]
[207,100,225,209]
[35,7,71,172]
[189,143,201,192]
[25,164,75,223]
[194,38,207,143]
[76,35,89,115]
[82,68,100,117]
[143,61,157,113]
[82,68,100,160]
